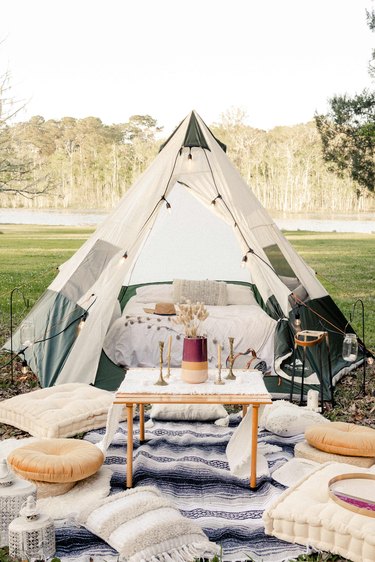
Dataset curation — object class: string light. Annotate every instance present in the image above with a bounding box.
[77,312,88,334]
[211,194,222,205]
[293,308,301,332]
[161,195,172,214]
[21,359,28,375]
[119,251,128,265]
[241,248,254,268]
[188,147,192,161]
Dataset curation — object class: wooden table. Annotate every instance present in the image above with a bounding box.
[114,369,272,490]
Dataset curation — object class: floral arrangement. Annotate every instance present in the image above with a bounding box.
[174,300,209,338]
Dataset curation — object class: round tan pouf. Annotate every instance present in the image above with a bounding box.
[7,438,104,484]
[295,440,375,468]
[305,421,375,457]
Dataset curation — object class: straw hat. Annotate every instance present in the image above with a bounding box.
[143,303,176,316]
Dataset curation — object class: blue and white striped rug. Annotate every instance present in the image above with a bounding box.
[55,414,309,562]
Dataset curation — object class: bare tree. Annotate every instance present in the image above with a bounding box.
[0,69,55,199]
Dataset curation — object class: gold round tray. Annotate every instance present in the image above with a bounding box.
[328,473,375,518]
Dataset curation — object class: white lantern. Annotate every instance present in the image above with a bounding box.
[0,459,36,546]
[8,495,55,560]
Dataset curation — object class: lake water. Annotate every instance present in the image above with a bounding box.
[0,208,374,233]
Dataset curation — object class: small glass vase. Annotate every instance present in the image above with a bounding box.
[181,336,208,383]
[342,333,358,362]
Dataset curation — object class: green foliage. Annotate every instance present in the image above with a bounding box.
[315,91,375,192]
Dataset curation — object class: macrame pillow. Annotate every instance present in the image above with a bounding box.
[76,485,218,562]
[173,279,227,306]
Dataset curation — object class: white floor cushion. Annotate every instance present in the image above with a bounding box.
[263,462,375,562]
[0,383,117,438]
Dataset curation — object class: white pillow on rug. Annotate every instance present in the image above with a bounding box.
[149,403,228,423]
[260,400,330,437]
[173,279,227,306]
[76,485,218,562]
[0,383,118,438]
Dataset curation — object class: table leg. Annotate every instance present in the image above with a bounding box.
[250,404,259,489]
[242,405,248,417]
[139,403,145,442]
[126,403,134,488]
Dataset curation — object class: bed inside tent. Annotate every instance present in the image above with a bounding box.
[102,183,278,378]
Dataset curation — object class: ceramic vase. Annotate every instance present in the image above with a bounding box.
[181,336,208,383]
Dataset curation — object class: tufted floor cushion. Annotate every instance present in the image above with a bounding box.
[263,462,375,562]
[305,422,375,457]
[0,382,119,438]
[8,438,104,483]
[295,440,375,468]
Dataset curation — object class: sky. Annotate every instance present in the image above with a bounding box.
[1,0,374,134]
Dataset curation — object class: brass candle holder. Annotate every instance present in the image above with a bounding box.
[215,343,225,385]
[225,336,236,380]
[154,341,168,386]
[214,363,225,385]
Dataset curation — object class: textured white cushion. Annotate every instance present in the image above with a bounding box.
[226,284,258,306]
[260,400,330,437]
[0,383,116,438]
[149,403,228,422]
[173,279,227,306]
[264,462,375,562]
[77,485,218,562]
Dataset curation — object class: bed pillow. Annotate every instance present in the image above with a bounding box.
[0,383,118,438]
[134,284,173,303]
[173,279,227,306]
[149,403,228,422]
[226,284,258,306]
[76,485,218,562]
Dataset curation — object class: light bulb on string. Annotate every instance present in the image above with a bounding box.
[188,147,192,161]
[21,359,28,375]
[77,312,88,335]
[119,251,128,265]
[293,308,302,333]
[211,194,222,206]
[241,255,248,269]
[161,195,172,214]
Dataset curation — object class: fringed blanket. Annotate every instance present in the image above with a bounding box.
[55,414,309,562]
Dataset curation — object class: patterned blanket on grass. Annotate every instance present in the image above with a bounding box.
[55,414,309,562]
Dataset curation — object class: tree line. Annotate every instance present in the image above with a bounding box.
[1,107,373,213]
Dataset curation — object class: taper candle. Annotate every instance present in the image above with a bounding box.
[167,335,172,362]
[217,343,221,368]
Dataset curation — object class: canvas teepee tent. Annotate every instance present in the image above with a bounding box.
[6,111,360,398]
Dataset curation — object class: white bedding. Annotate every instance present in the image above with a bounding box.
[103,296,277,372]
